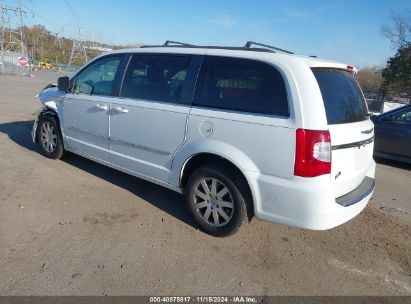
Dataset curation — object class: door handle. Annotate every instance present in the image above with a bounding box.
[112,107,129,114]
[95,104,108,111]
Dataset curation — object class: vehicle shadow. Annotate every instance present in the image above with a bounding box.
[0,120,197,229]
[375,157,411,171]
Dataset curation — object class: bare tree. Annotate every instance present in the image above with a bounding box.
[356,66,384,94]
[381,11,411,48]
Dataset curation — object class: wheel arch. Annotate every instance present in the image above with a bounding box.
[171,140,260,183]
[40,107,58,118]
[36,108,64,144]
[176,150,256,217]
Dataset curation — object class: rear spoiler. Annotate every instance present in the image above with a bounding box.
[346,65,358,75]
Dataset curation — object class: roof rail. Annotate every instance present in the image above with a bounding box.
[244,41,294,54]
[140,44,275,53]
[163,40,195,47]
[141,41,290,54]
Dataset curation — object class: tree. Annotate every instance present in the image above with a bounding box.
[381,11,410,49]
[381,12,411,97]
[17,24,117,66]
[356,66,383,95]
[381,45,411,95]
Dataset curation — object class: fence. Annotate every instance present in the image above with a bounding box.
[0,51,31,76]
[0,51,83,77]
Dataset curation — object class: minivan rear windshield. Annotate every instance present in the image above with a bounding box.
[312,68,368,125]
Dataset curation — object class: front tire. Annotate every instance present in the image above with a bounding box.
[37,115,65,159]
[185,163,250,237]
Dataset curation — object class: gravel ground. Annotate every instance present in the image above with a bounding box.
[0,72,410,296]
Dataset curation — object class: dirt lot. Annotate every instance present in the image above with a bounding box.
[0,72,410,296]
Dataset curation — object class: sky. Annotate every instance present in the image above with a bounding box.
[12,0,411,67]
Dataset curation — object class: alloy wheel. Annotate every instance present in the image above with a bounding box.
[193,177,234,227]
[40,121,57,153]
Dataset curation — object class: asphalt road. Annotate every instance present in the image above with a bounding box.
[0,72,410,296]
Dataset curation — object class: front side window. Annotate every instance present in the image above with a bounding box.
[120,55,191,103]
[193,56,289,117]
[73,56,121,96]
[386,108,411,123]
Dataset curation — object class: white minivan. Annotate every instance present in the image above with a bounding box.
[32,41,375,236]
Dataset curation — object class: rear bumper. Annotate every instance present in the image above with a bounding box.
[248,160,376,230]
[336,176,375,207]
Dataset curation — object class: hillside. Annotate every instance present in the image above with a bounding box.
[17,24,135,66]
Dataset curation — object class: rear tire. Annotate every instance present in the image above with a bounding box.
[37,115,65,159]
[185,163,250,237]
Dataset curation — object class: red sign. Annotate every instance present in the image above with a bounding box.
[18,57,29,67]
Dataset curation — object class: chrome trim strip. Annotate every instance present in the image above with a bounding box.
[68,126,109,140]
[110,137,171,156]
[68,127,170,155]
[332,136,374,151]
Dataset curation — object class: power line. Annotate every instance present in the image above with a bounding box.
[0,0,109,69]
[26,7,58,28]
[63,0,79,22]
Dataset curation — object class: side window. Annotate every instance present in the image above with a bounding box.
[120,55,191,104]
[73,56,121,96]
[386,108,411,123]
[193,56,289,117]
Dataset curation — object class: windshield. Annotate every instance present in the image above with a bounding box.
[312,68,368,125]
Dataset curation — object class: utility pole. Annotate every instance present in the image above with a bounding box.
[0,0,5,75]
[53,27,64,47]
[32,35,35,61]
[40,33,43,61]
[67,25,88,67]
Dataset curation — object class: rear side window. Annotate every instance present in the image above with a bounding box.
[193,56,289,117]
[121,55,191,104]
[313,68,368,125]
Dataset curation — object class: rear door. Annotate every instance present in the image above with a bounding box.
[313,68,374,197]
[109,54,200,182]
[188,55,294,179]
[63,55,124,162]
[374,107,411,158]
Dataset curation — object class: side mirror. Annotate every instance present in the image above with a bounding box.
[370,114,379,122]
[57,76,70,92]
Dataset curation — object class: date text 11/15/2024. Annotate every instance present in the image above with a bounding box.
[149,296,257,303]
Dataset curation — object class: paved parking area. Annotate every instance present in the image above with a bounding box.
[0,72,410,295]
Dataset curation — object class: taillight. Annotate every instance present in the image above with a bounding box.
[294,129,331,177]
